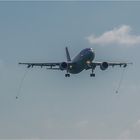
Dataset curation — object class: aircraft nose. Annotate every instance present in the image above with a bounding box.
[90,48,93,52]
[88,48,94,53]
[88,48,95,59]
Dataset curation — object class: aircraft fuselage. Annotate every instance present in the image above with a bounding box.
[68,48,95,74]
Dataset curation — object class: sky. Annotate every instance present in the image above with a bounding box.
[0,1,140,139]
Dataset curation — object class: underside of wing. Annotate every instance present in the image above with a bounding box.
[19,62,61,69]
[93,61,132,67]
[86,61,132,70]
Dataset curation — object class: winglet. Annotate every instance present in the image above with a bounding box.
[65,47,71,62]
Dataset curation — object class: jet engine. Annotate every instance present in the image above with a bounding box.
[59,62,68,70]
[100,62,109,70]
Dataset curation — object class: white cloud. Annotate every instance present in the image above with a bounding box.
[86,25,140,46]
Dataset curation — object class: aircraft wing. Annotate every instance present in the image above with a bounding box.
[90,61,133,69]
[94,61,132,67]
[85,61,132,70]
[19,62,61,69]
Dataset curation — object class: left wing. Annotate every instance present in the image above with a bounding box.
[19,62,60,69]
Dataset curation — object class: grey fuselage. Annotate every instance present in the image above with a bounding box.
[68,48,95,74]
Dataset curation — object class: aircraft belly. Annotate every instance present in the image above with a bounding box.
[68,62,84,74]
[68,50,94,74]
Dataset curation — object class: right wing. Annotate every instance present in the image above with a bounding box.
[92,61,132,67]
[19,62,61,70]
[85,61,132,70]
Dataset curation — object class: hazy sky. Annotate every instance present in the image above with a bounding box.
[0,1,140,139]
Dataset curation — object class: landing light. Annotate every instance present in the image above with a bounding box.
[86,61,91,64]
[70,65,73,69]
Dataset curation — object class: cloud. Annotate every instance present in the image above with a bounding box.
[119,119,140,139]
[86,25,140,46]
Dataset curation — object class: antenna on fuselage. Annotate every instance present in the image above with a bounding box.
[65,47,71,62]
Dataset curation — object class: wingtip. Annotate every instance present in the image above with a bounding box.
[129,62,133,65]
[18,62,23,65]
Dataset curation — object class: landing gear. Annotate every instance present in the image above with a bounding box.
[90,73,95,77]
[65,73,70,77]
[90,68,95,77]
[65,69,70,77]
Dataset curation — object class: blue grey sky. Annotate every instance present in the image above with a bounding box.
[0,1,140,139]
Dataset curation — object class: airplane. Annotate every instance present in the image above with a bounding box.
[19,47,132,77]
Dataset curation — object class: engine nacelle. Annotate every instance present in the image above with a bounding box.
[59,62,68,70]
[100,62,109,70]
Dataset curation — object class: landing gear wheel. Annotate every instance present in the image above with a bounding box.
[90,73,95,77]
[65,74,70,77]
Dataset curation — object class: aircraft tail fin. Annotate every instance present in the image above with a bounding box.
[65,47,71,62]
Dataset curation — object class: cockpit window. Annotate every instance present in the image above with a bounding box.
[80,48,91,55]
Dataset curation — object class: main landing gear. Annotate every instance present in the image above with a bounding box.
[90,73,95,77]
[65,69,70,77]
[65,73,70,77]
[90,68,95,77]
